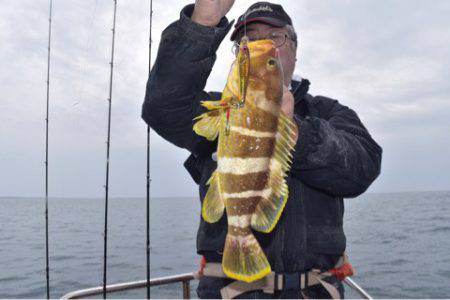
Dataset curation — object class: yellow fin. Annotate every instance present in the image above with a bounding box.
[251,112,298,233]
[200,100,222,111]
[200,97,232,110]
[251,183,289,233]
[193,98,232,141]
[201,171,225,223]
[222,232,271,283]
[193,109,221,141]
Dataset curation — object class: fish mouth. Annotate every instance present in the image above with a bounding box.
[247,39,276,58]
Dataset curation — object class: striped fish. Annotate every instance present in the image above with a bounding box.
[193,38,298,283]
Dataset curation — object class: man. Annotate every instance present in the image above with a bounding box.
[142,1,382,298]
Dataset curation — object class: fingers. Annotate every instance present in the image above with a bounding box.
[224,0,235,14]
[192,0,235,26]
[281,86,295,119]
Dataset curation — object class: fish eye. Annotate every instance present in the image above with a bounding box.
[266,58,277,70]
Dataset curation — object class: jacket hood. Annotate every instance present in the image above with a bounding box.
[291,78,310,104]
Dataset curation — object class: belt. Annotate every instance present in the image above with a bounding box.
[198,253,353,299]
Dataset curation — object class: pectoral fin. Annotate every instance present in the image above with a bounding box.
[200,97,232,110]
[193,110,221,141]
[202,171,225,223]
[193,98,232,141]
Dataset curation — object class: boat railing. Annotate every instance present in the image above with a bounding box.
[61,272,372,299]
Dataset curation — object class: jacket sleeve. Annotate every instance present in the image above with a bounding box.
[141,4,233,155]
[290,97,383,198]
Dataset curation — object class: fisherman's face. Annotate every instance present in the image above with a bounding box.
[235,22,297,86]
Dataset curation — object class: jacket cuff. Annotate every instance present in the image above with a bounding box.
[293,115,321,165]
[179,4,234,46]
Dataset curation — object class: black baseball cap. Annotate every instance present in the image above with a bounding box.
[230,2,293,41]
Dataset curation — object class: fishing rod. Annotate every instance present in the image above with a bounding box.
[103,0,118,298]
[146,0,153,298]
[44,0,53,298]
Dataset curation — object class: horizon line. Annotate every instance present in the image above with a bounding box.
[1,189,449,200]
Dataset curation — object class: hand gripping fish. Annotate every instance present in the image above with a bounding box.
[193,38,298,283]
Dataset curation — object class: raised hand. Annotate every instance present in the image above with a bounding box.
[191,0,235,27]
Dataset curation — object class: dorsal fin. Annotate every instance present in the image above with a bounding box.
[251,113,298,233]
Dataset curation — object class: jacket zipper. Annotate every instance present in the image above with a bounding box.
[300,182,307,271]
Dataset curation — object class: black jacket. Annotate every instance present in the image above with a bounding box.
[142,4,382,273]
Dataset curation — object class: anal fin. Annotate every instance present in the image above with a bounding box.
[202,171,225,223]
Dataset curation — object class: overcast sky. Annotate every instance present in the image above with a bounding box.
[1,0,449,198]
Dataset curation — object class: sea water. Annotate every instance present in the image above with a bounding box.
[1,191,450,298]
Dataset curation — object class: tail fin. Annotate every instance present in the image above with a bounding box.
[222,232,271,283]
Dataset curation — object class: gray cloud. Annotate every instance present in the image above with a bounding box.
[1,0,449,198]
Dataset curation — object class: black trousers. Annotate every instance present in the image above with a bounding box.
[197,275,345,299]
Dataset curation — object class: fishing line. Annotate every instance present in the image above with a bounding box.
[102,0,118,298]
[44,0,53,298]
[244,5,247,38]
[146,0,153,298]
[73,0,99,109]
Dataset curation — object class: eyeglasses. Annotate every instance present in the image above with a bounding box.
[232,32,293,55]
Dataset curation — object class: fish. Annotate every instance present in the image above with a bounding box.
[193,38,298,283]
